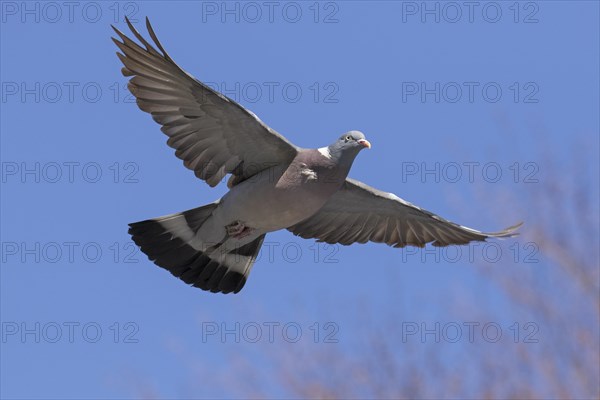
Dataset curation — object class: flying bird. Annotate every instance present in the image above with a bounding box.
[112,18,522,294]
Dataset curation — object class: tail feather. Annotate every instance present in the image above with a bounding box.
[128,202,264,294]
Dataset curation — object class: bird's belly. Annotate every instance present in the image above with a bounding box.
[218,171,334,231]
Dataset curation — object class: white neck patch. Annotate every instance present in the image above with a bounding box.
[317,146,332,159]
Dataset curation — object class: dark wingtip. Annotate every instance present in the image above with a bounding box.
[110,37,123,48]
[110,25,125,45]
[125,15,136,34]
[144,16,171,60]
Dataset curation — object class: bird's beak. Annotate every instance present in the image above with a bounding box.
[358,139,371,149]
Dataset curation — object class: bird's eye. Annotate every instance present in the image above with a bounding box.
[345,136,351,141]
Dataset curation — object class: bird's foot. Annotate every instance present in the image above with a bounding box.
[226,221,254,239]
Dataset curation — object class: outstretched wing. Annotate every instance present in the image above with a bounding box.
[112,17,298,187]
[288,178,522,247]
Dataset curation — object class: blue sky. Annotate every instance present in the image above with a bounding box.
[1,1,598,399]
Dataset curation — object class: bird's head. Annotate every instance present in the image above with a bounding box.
[328,131,371,161]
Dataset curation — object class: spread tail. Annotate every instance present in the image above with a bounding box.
[128,202,264,294]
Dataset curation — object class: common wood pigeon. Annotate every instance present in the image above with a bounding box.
[112,18,521,294]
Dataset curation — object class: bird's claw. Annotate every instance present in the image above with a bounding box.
[226,221,254,239]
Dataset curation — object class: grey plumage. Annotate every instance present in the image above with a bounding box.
[113,17,521,294]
